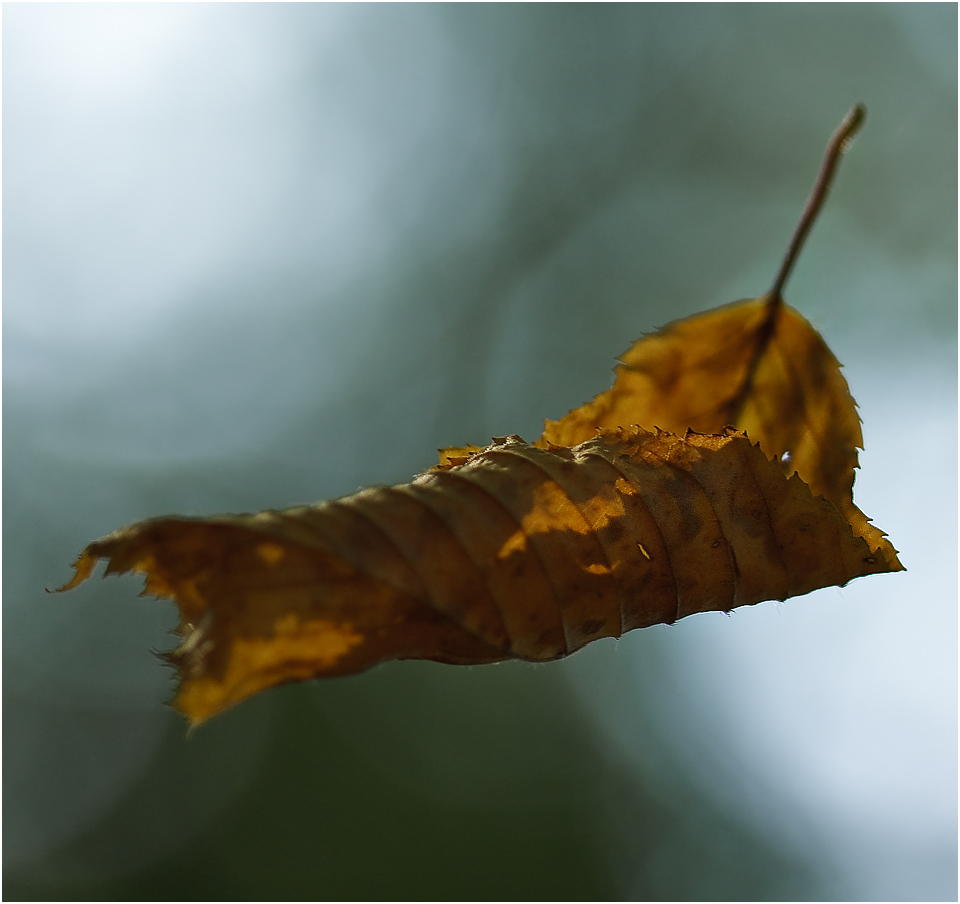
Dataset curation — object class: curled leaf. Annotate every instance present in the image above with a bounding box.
[60,429,892,725]
[57,105,903,727]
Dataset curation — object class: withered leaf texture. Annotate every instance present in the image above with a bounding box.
[60,430,896,725]
[58,105,902,725]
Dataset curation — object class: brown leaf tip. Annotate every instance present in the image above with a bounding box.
[51,550,101,593]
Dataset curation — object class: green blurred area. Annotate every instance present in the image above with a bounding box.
[4,662,832,901]
[4,4,956,900]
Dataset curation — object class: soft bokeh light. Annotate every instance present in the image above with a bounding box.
[5,5,956,900]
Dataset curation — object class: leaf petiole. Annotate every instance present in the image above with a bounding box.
[719,105,866,432]
[768,103,866,303]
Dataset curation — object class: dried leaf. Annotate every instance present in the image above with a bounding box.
[59,429,891,725]
[57,105,903,726]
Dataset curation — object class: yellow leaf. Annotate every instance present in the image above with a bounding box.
[57,105,903,727]
[59,429,893,726]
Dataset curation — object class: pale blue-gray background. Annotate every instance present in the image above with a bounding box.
[4,5,956,899]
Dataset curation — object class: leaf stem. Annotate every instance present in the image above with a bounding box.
[768,103,866,301]
[724,106,866,432]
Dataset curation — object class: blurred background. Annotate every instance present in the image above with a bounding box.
[3,4,956,900]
